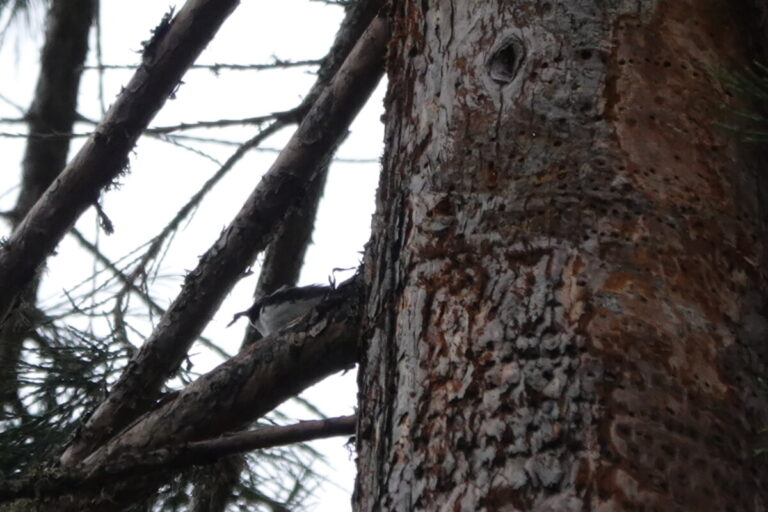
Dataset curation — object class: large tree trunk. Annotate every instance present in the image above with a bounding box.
[355,1,768,511]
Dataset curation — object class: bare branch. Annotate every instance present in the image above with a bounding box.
[182,415,355,461]
[83,58,322,72]
[74,122,292,362]
[59,12,389,466]
[247,0,388,301]
[297,0,385,116]
[85,278,360,466]
[17,278,361,508]
[197,2,387,504]
[0,0,241,326]
[0,416,355,502]
[0,112,288,139]
[122,119,289,299]
[146,112,289,134]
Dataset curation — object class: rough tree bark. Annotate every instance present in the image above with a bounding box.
[355,1,768,511]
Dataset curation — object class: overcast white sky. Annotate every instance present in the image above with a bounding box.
[0,1,385,509]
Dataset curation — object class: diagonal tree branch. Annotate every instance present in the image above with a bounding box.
[247,0,387,304]
[24,279,361,509]
[297,0,386,117]
[195,3,385,507]
[179,415,355,462]
[59,12,389,467]
[126,119,290,289]
[84,278,360,466]
[246,0,386,329]
[0,415,355,502]
[244,0,387,303]
[0,0,241,327]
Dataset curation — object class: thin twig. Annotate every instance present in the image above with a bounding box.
[70,228,233,361]
[147,112,289,134]
[82,58,323,72]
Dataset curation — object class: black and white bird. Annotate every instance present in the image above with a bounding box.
[228,284,330,336]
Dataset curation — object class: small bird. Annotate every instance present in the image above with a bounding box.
[228,284,330,336]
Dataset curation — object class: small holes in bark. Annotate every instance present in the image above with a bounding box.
[487,35,525,85]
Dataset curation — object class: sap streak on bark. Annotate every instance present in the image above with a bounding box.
[355,1,768,511]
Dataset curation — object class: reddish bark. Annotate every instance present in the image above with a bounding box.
[355,1,768,510]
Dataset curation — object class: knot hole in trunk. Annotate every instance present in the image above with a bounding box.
[487,35,525,85]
